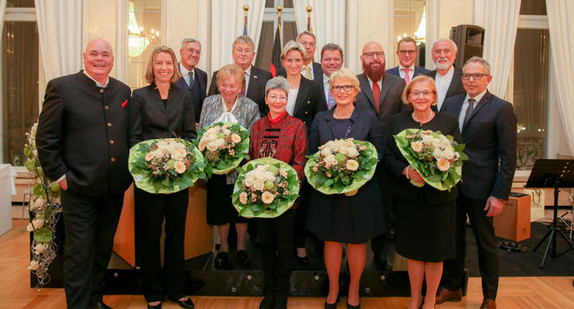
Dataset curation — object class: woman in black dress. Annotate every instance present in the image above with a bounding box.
[384,75,462,309]
[280,40,326,264]
[306,68,385,309]
[129,46,196,309]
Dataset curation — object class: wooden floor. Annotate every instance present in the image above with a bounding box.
[2,219,574,309]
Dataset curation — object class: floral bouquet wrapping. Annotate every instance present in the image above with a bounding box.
[129,138,207,194]
[194,122,250,176]
[304,138,378,196]
[24,123,62,287]
[232,157,300,218]
[393,128,468,191]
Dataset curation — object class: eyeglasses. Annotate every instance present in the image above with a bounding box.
[362,51,384,59]
[410,91,434,98]
[398,50,416,55]
[331,85,354,93]
[300,42,316,47]
[267,95,287,102]
[462,73,489,80]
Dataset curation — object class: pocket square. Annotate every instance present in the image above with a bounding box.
[121,99,128,108]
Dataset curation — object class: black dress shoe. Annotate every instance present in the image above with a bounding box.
[96,301,113,309]
[214,251,230,269]
[147,302,161,309]
[178,298,195,309]
[237,250,251,268]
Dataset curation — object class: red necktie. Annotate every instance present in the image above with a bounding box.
[402,68,410,84]
[373,81,381,112]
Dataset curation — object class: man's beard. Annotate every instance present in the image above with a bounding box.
[435,58,452,71]
[363,61,385,82]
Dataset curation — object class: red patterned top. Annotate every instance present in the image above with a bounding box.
[249,112,308,182]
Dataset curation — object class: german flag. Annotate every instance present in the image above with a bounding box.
[269,23,282,77]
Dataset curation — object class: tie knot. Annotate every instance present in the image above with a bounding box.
[468,98,476,107]
[402,68,410,73]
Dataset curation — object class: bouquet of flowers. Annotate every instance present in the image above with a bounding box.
[232,157,300,218]
[194,122,250,176]
[304,138,378,196]
[129,138,207,194]
[394,128,468,191]
[24,123,62,288]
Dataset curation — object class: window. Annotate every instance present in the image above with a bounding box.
[513,0,550,170]
[393,0,426,67]
[254,0,297,70]
[2,4,38,165]
[127,0,161,88]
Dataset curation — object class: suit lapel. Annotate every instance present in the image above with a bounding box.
[379,76,392,108]
[359,74,376,110]
[463,92,491,133]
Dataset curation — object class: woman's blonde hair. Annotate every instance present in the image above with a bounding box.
[329,68,360,91]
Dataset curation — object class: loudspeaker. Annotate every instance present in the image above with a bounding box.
[450,24,485,68]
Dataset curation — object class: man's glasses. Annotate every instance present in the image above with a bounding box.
[462,73,489,80]
[362,51,384,59]
[398,50,416,55]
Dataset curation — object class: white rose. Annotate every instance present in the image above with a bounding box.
[174,161,186,174]
[34,243,49,254]
[27,219,44,232]
[346,147,359,158]
[206,141,218,152]
[324,154,337,165]
[422,134,434,145]
[411,141,424,152]
[443,147,455,160]
[231,133,242,144]
[433,148,444,159]
[145,152,155,161]
[321,147,332,156]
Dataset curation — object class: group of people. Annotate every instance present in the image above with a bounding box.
[35,29,516,309]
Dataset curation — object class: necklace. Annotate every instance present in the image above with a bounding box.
[334,107,354,119]
[412,111,434,127]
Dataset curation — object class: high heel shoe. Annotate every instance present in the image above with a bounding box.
[346,301,360,309]
[324,295,340,309]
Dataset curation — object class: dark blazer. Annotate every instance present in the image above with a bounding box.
[174,65,207,123]
[129,83,197,147]
[442,91,517,200]
[291,76,326,129]
[278,61,323,84]
[355,73,408,123]
[386,65,430,79]
[384,111,461,205]
[305,108,386,241]
[424,67,465,111]
[36,71,132,196]
[208,66,272,116]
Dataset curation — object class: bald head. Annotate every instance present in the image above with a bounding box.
[361,41,386,82]
[83,39,114,84]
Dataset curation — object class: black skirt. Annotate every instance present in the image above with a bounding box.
[206,174,249,225]
[394,196,456,262]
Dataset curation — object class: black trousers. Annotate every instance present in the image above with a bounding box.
[61,189,124,309]
[443,193,499,299]
[134,188,189,303]
[255,210,296,295]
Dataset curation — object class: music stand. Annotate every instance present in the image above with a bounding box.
[526,159,574,268]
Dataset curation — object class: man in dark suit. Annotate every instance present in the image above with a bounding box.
[355,41,407,122]
[319,43,344,110]
[277,31,323,84]
[175,37,207,123]
[355,41,406,270]
[36,39,132,309]
[208,35,272,116]
[423,38,465,111]
[439,57,517,309]
[386,37,429,83]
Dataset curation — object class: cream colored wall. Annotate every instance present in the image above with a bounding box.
[82,0,119,77]
[164,0,199,53]
[356,1,392,73]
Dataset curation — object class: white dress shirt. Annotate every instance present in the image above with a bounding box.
[459,89,487,132]
[435,66,455,111]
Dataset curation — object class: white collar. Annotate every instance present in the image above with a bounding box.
[83,71,109,88]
